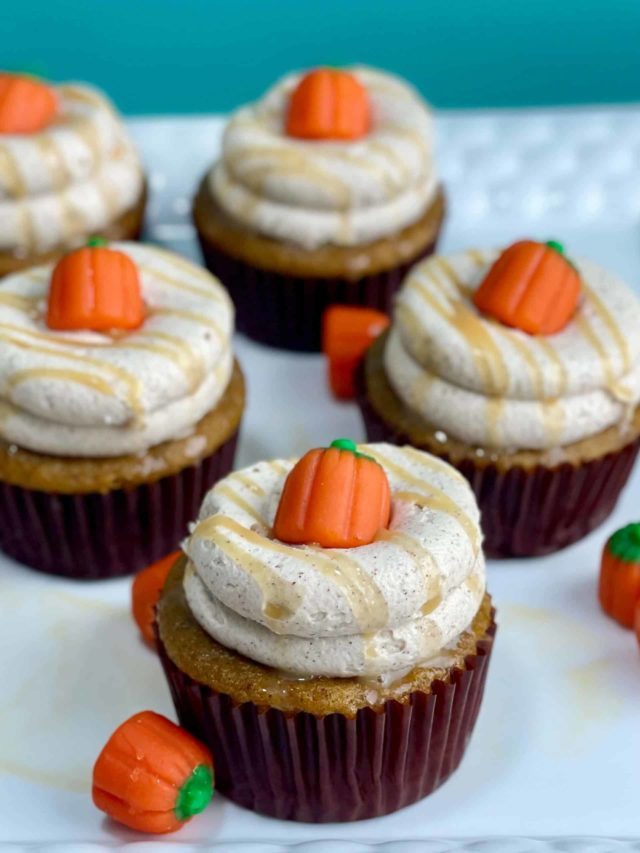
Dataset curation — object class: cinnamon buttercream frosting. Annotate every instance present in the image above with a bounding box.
[384,249,640,450]
[0,83,143,256]
[208,67,438,250]
[184,443,485,678]
[0,242,234,456]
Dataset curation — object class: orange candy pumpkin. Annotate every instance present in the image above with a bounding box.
[0,73,58,134]
[598,522,640,628]
[131,551,180,648]
[92,711,214,834]
[46,238,144,332]
[322,306,389,400]
[273,438,391,548]
[473,240,581,335]
[634,600,640,649]
[286,68,371,141]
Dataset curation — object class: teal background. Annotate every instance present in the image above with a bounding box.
[4,0,640,115]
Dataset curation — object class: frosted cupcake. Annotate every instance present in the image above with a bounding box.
[0,240,243,579]
[193,66,444,351]
[358,240,640,556]
[157,439,495,822]
[0,72,146,277]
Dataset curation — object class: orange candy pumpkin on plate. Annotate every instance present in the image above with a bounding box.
[92,711,214,834]
[473,239,581,335]
[46,238,144,332]
[322,305,389,400]
[0,72,58,134]
[131,551,181,648]
[273,438,391,548]
[286,68,371,141]
[599,522,640,628]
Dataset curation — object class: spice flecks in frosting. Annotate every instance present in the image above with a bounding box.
[0,242,234,456]
[385,249,640,450]
[184,444,484,677]
[0,83,143,254]
[208,67,438,249]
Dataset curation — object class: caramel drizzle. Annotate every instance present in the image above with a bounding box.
[6,367,115,400]
[228,471,267,497]
[485,398,506,447]
[536,338,568,396]
[227,148,350,209]
[150,247,225,286]
[139,264,223,302]
[574,315,614,386]
[150,307,223,339]
[583,285,631,373]
[0,324,143,418]
[375,527,442,606]
[367,446,479,554]
[193,514,389,631]
[215,485,268,527]
[0,145,27,198]
[413,260,509,394]
[35,136,68,192]
[267,460,290,476]
[0,293,39,312]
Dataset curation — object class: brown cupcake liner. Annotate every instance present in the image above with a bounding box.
[156,614,496,823]
[196,239,439,353]
[0,429,238,580]
[356,364,640,558]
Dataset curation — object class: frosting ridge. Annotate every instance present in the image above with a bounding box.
[184,443,485,678]
[384,249,640,449]
[208,67,438,249]
[0,243,234,456]
[0,83,144,255]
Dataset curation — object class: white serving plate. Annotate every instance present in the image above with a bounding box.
[1,108,640,852]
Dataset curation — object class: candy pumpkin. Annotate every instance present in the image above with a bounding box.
[322,305,389,400]
[598,522,640,628]
[273,438,391,548]
[286,68,370,141]
[92,711,214,834]
[132,551,180,648]
[473,240,581,335]
[0,72,57,134]
[47,238,144,332]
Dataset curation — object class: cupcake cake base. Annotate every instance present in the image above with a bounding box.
[156,558,496,823]
[0,185,147,279]
[358,336,640,558]
[0,360,244,580]
[193,178,445,352]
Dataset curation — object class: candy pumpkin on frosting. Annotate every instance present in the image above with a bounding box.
[132,551,181,648]
[273,438,391,548]
[0,72,57,134]
[286,68,371,141]
[92,710,214,834]
[599,522,640,628]
[473,239,581,335]
[46,237,144,332]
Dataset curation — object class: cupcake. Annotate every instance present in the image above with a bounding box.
[194,66,444,351]
[157,439,495,822]
[358,240,640,557]
[0,240,243,579]
[0,72,146,277]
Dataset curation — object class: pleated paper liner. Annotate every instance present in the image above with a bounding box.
[0,430,239,580]
[356,359,640,558]
[193,182,445,352]
[157,606,496,824]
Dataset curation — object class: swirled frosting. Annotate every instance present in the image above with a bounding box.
[384,249,640,450]
[208,67,438,249]
[0,83,144,256]
[0,242,234,456]
[184,443,485,678]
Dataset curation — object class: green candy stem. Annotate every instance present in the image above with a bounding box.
[545,240,565,255]
[86,235,108,248]
[174,764,214,822]
[607,522,640,563]
[329,438,375,462]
